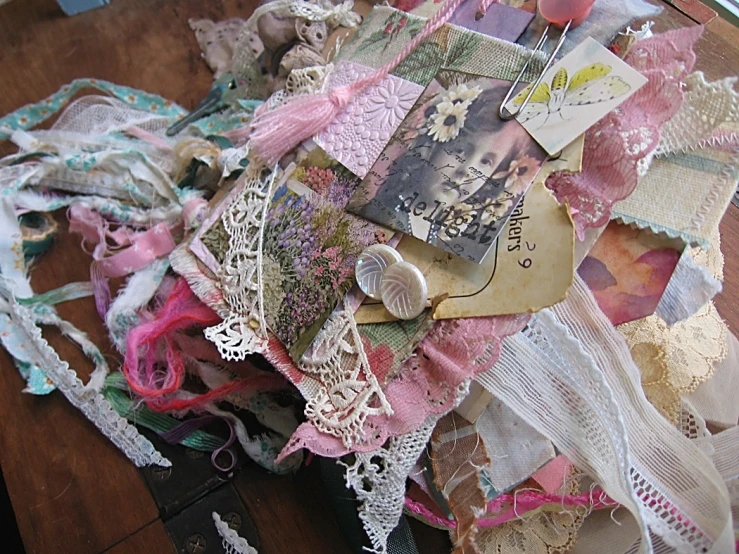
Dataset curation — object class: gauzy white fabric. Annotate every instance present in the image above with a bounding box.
[476,397,555,493]
[476,275,733,554]
[688,331,739,430]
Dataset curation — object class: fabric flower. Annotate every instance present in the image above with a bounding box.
[427,101,468,143]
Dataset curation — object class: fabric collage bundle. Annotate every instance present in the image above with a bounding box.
[0,0,738,552]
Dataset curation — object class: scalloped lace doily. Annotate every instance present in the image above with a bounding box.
[476,508,584,554]
[213,512,258,554]
[268,303,394,451]
[277,314,529,460]
[298,303,394,449]
[619,301,727,425]
[314,61,423,178]
[204,167,276,361]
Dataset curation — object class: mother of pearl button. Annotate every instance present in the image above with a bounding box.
[355,244,403,300]
[380,261,428,320]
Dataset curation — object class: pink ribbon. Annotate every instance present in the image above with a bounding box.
[96,223,176,278]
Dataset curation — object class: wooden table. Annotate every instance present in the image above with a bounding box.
[0,1,736,553]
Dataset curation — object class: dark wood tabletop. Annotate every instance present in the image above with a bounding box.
[0,1,736,553]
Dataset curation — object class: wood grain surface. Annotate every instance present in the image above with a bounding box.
[0,1,735,553]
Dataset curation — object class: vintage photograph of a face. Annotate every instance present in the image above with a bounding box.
[347,73,548,263]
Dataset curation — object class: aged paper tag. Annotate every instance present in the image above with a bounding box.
[354,180,574,323]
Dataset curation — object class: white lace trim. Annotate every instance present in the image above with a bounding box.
[204,167,276,361]
[213,512,259,554]
[476,276,733,554]
[341,381,468,554]
[244,0,361,32]
[345,414,441,554]
[656,71,739,156]
[299,303,393,449]
[6,297,170,468]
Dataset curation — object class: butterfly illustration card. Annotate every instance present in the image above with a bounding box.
[506,37,648,156]
[346,72,548,264]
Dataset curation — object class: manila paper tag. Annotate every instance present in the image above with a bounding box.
[354,179,575,323]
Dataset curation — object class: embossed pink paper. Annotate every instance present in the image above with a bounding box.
[314,62,423,179]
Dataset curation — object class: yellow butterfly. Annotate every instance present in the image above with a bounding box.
[512,63,631,128]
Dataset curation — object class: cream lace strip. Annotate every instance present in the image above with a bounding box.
[620,231,727,424]
[213,512,259,554]
[4,296,170,468]
[299,303,393,449]
[477,276,733,554]
[656,72,739,157]
[204,61,333,361]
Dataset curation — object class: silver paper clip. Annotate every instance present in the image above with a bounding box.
[499,19,573,121]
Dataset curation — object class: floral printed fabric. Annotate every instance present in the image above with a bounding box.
[336,6,546,86]
[262,148,392,360]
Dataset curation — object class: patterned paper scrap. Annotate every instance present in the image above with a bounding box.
[448,0,534,43]
[506,37,648,156]
[314,61,423,179]
[347,71,548,263]
[264,149,392,361]
[578,221,683,326]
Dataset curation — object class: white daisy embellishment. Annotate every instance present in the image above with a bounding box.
[427,101,468,143]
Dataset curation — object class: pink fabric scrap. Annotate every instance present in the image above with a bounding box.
[532,455,573,494]
[546,25,703,238]
[273,313,530,461]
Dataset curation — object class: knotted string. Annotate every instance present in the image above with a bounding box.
[248,0,468,165]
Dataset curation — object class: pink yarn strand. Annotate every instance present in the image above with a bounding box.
[248,0,467,165]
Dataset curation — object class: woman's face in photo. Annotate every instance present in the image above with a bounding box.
[430,127,523,199]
